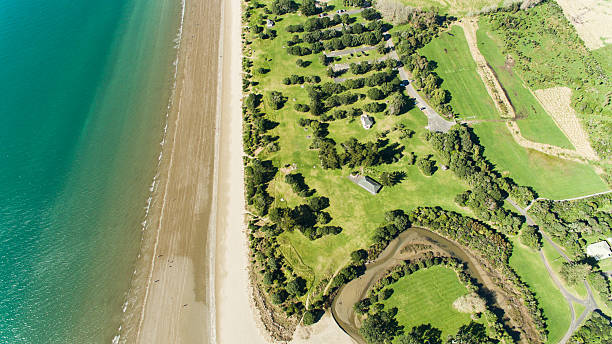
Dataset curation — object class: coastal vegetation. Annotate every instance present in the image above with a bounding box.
[240,0,611,341]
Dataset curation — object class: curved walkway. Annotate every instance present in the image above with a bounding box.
[507,199,599,344]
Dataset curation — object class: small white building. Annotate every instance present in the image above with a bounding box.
[360,114,374,129]
[266,19,275,28]
[586,241,612,261]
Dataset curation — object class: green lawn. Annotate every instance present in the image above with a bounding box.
[598,258,612,272]
[273,107,469,288]
[419,25,499,121]
[471,121,606,199]
[476,19,574,150]
[394,0,504,16]
[249,8,470,295]
[381,265,472,338]
[509,237,571,344]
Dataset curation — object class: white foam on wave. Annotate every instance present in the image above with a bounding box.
[111,0,186,342]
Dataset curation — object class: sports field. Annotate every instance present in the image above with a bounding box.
[381,265,472,337]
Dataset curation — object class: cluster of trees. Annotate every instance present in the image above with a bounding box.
[569,311,612,344]
[284,172,313,197]
[245,159,277,216]
[408,206,547,338]
[268,196,341,240]
[286,17,387,56]
[560,262,611,307]
[249,221,307,317]
[350,59,397,76]
[529,194,612,257]
[270,0,297,15]
[427,126,530,235]
[416,155,436,176]
[520,225,542,250]
[391,12,455,117]
[282,74,321,85]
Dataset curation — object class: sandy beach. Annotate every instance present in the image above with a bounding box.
[214,0,269,341]
[130,0,223,342]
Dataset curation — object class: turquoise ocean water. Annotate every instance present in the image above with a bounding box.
[0,0,180,342]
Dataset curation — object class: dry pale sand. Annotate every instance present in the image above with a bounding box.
[214,0,269,342]
[555,0,612,50]
[132,0,223,342]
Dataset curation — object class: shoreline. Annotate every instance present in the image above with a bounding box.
[120,0,225,342]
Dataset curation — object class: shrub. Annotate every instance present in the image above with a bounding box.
[520,225,542,250]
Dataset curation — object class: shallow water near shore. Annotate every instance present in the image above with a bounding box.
[0,0,180,342]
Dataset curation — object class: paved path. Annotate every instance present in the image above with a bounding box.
[325,45,377,57]
[386,38,455,132]
[524,189,612,211]
[507,198,599,343]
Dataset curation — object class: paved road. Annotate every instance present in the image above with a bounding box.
[386,38,455,132]
[507,199,599,344]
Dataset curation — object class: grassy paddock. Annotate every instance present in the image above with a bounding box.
[541,241,587,299]
[419,25,498,120]
[509,238,571,344]
[475,19,574,149]
[381,265,472,337]
[249,7,470,291]
[471,121,607,199]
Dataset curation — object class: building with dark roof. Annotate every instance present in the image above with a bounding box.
[350,174,382,194]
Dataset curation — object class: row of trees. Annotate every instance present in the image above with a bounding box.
[427,126,533,235]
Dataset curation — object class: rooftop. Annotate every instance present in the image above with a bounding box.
[349,174,382,194]
[586,241,612,261]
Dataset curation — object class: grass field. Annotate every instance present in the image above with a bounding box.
[273,106,469,288]
[471,122,607,199]
[381,265,472,338]
[475,19,574,150]
[598,258,612,271]
[419,25,498,121]
[394,0,505,16]
[249,8,470,294]
[509,238,571,344]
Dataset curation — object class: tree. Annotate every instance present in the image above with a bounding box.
[359,309,401,344]
[286,277,307,296]
[560,262,591,285]
[351,249,368,263]
[270,0,297,14]
[417,156,436,176]
[266,91,285,110]
[300,0,317,16]
[270,289,288,304]
[520,225,542,250]
[447,321,493,344]
[380,171,394,187]
[398,324,442,344]
[361,8,380,21]
[388,93,409,115]
[367,87,385,100]
[308,196,330,211]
